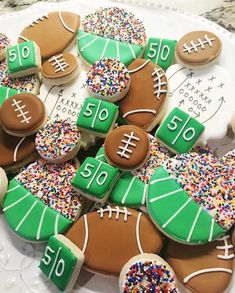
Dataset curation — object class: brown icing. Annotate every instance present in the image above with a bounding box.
[42,52,78,79]
[18,11,80,60]
[66,207,163,275]
[0,93,46,134]
[166,235,234,293]
[0,124,35,168]
[104,125,149,170]
[176,31,222,66]
[118,59,168,131]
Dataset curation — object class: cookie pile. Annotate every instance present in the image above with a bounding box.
[0,6,234,293]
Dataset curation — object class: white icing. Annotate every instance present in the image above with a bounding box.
[77,33,89,40]
[116,41,120,61]
[97,205,131,222]
[82,214,89,253]
[208,218,215,242]
[123,109,156,118]
[86,161,102,189]
[171,116,193,145]
[141,184,148,205]
[150,175,173,184]
[29,15,48,27]
[54,213,60,235]
[149,188,182,203]
[48,247,62,279]
[152,68,167,99]
[121,176,136,204]
[91,100,102,128]
[13,137,26,162]
[117,131,140,160]
[162,197,192,229]
[128,59,150,74]
[36,205,47,240]
[58,11,75,34]
[128,43,136,59]
[3,192,30,212]
[80,36,99,52]
[136,213,144,254]
[48,54,69,73]
[11,99,32,124]
[15,201,38,232]
[55,259,65,277]
[183,268,232,283]
[19,35,30,42]
[187,207,202,242]
[183,34,215,54]
[100,39,110,59]
[216,235,234,260]
[6,184,20,193]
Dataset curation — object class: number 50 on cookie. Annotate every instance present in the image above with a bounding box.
[155,107,205,153]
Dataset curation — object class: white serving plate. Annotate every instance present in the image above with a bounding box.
[0,0,234,292]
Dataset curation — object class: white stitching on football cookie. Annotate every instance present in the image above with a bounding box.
[11,99,32,124]
[97,205,132,222]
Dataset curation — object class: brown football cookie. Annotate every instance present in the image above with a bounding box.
[41,52,79,85]
[18,11,80,60]
[166,234,234,293]
[118,59,168,131]
[0,124,37,172]
[104,125,150,171]
[66,205,163,276]
[0,93,47,137]
[175,31,222,68]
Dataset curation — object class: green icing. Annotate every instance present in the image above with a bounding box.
[0,85,21,106]
[147,166,225,244]
[144,37,177,71]
[95,146,108,163]
[76,97,118,135]
[72,157,119,200]
[3,179,72,242]
[156,107,205,154]
[7,41,37,74]
[77,30,144,66]
[39,236,78,291]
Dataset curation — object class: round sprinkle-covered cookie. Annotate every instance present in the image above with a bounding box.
[0,167,8,205]
[86,58,130,102]
[35,119,82,163]
[147,150,235,244]
[0,92,47,137]
[42,52,79,85]
[104,125,150,171]
[0,33,11,61]
[3,159,83,242]
[119,253,178,293]
[175,30,222,67]
[78,7,146,66]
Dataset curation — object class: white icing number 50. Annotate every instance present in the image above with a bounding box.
[8,45,30,63]
[83,102,109,123]
[148,42,170,60]
[41,246,65,277]
[81,163,108,186]
[167,115,195,141]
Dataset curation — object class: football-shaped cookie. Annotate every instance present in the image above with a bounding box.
[166,235,234,293]
[118,59,168,131]
[18,11,80,60]
[66,205,163,275]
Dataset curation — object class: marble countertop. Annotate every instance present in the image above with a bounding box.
[0,0,234,35]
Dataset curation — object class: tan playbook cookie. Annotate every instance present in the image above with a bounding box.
[18,11,80,60]
[118,59,168,131]
[175,30,222,67]
[0,93,47,137]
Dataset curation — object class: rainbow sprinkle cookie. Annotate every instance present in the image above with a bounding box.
[82,7,146,46]
[0,33,10,60]
[119,254,178,293]
[35,120,82,163]
[86,58,130,102]
[16,159,83,221]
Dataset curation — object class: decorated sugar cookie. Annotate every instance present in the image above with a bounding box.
[3,159,83,242]
[0,124,37,172]
[0,33,11,61]
[166,235,234,293]
[7,41,41,78]
[175,31,222,67]
[76,96,119,138]
[0,93,47,137]
[119,253,178,293]
[72,157,119,203]
[86,58,130,102]
[104,125,150,171]
[42,52,79,85]
[40,234,84,292]
[165,64,235,142]
[0,167,8,205]
[144,37,177,70]
[78,7,146,66]
[118,59,168,131]
[35,120,82,163]
[147,150,235,244]
[18,11,80,59]
[66,206,163,275]
[156,107,205,153]
[97,135,171,207]
[0,59,40,94]
[0,85,21,106]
